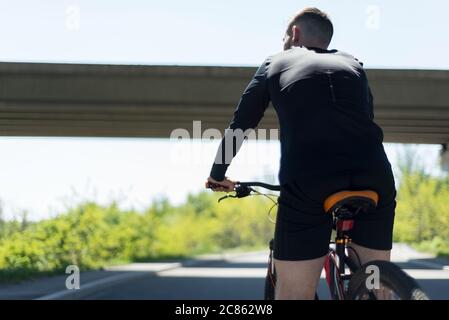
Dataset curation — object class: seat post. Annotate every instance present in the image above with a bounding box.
[334,209,354,272]
[324,190,379,273]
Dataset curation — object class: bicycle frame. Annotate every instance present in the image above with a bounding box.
[217,181,427,301]
[265,204,362,300]
[210,181,364,300]
[324,211,360,300]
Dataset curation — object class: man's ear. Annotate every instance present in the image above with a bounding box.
[292,25,301,45]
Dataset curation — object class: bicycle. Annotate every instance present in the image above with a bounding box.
[208,181,429,300]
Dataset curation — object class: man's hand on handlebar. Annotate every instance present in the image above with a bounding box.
[205,176,235,192]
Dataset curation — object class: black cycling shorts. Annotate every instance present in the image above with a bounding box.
[273,167,397,261]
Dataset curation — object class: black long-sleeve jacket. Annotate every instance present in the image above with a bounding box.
[210,46,390,185]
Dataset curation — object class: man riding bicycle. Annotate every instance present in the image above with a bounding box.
[205,7,396,300]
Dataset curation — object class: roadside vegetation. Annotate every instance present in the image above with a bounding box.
[0,148,447,282]
[0,193,275,282]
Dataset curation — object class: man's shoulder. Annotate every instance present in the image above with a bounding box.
[261,48,366,79]
[268,47,364,66]
[333,49,365,66]
[262,48,303,72]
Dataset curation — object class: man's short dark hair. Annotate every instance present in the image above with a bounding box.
[289,7,334,47]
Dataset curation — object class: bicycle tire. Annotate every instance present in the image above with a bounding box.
[347,260,429,300]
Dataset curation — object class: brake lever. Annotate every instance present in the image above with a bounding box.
[218,194,237,203]
[216,184,253,203]
[235,184,253,197]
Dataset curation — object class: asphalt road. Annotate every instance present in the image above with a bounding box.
[83,245,449,300]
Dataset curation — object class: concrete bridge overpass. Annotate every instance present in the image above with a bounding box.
[0,62,448,146]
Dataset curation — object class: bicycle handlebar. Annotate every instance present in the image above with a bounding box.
[207,181,280,202]
[237,182,281,191]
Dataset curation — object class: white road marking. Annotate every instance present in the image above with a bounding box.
[408,260,449,270]
[158,268,267,278]
[403,269,449,280]
[158,267,449,280]
[105,263,181,272]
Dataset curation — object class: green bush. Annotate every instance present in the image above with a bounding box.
[1,167,448,283]
[0,193,276,282]
[394,172,449,256]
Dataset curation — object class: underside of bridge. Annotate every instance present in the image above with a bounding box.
[0,62,448,145]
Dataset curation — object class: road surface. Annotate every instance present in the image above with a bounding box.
[83,245,449,300]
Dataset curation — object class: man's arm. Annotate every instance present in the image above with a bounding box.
[357,57,375,121]
[367,85,385,142]
[209,58,271,182]
[368,86,374,120]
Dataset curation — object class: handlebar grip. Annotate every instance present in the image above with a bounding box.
[206,182,226,189]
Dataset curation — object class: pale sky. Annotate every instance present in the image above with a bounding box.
[0,0,446,220]
[1,0,449,68]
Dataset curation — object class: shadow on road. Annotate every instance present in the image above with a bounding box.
[87,253,449,300]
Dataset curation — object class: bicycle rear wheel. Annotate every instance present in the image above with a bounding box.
[347,260,429,300]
